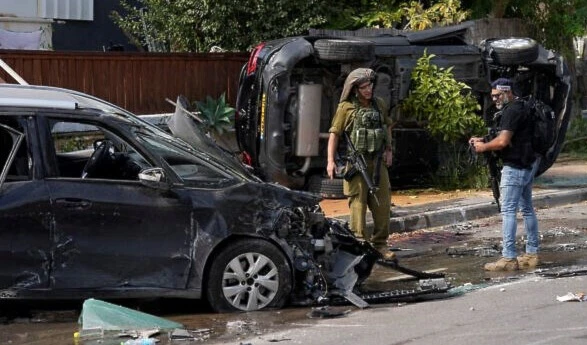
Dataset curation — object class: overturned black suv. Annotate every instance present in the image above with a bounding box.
[235,23,572,196]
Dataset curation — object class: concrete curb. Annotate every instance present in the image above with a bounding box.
[333,188,587,233]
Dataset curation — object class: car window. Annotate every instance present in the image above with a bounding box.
[137,133,235,187]
[48,119,151,180]
[0,116,32,182]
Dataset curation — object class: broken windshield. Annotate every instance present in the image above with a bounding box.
[137,132,236,187]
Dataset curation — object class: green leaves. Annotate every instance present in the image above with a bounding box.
[194,93,235,136]
[401,50,484,143]
[112,0,330,52]
[359,0,470,30]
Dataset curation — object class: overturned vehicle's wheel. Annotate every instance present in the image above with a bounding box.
[307,175,345,199]
[314,39,375,62]
[486,38,539,65]
[206,239,292,312]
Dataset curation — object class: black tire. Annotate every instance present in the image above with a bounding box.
[307,175,345,199]
[314,39,375,62]
[206,239,292,312]
[489,38,539,66]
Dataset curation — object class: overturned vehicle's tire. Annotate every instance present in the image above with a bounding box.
[307,175,345,199]
[206,239,292,312]
[487,38,539,65]
[314,39,375,62]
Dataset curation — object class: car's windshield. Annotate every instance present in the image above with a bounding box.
[136,131,240,187]
[70,90,256,179]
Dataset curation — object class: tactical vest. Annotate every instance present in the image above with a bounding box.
[348,102,385,155]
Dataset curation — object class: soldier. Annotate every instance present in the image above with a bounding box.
[326,68,395,260]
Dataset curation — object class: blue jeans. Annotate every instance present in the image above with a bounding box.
[500,158,540,259]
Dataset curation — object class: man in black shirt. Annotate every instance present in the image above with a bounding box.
[469,78,541,271]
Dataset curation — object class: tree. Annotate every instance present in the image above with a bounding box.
[401,51,486,189]
[112,0,332,52]
[510,0,587,59]
[360,0,470,30]
[402,51,484,143]
[463,0,587,59]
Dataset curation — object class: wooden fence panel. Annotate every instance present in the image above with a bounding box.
[0,50,249,115]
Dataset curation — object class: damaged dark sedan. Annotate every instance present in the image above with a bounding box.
[0,84,445,312]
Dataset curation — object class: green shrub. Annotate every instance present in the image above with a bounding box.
[402,50,485,142]
[562,116,587,158]
[194,93,235,136]
[428,141,489,190]
[402,50,486,190]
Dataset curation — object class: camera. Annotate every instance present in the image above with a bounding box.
[484,127,499,143]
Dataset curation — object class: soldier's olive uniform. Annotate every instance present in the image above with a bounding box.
[328,97,393,247]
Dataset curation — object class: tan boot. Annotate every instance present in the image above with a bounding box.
[517,253,540,269]
[484,257,519,271]
[375,245,396,261]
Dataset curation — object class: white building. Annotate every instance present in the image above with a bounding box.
[0,0,94,50]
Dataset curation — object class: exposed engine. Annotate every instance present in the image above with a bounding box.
[274,205,447,308]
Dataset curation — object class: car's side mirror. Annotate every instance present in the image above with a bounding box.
[138,167,167,189]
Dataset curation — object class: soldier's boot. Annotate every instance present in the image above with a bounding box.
[517,253,540,269]
[375,245,397,262]
[483,257,519,271]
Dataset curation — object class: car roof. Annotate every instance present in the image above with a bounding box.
[0,84,123,114]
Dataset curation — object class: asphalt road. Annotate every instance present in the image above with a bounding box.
[210,200,587,345]
[1,160,586,345]
[227,275,587,345]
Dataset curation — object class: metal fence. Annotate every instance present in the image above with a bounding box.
[0,50,249,115]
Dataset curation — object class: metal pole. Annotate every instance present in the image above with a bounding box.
[0,58,28,85]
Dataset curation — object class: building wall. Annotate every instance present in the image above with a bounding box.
[0,18,52,50]
[52,0,138,51]
[0,0,38,17]
[0,0,136,51]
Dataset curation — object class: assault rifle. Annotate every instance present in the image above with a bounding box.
[470,128,501,212]
[343,131,379,206]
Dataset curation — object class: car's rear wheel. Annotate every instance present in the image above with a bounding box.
[489,38,539,65]
[206,239,292,312]
[313,39,375,62]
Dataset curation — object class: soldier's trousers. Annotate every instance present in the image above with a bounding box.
[343,158,391,247]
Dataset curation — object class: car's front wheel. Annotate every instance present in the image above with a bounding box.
[206,239,292,312]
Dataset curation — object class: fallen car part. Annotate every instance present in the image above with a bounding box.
[536,266,587,278]
[78,298,183,332]
[328,278,451,306]
[376,258,446,279]
[169,328,212,341]
[307,306,351,319]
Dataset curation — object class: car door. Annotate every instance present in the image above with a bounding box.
[0,119,53,292]
[46,179,194,290]
[40,116,194,291]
